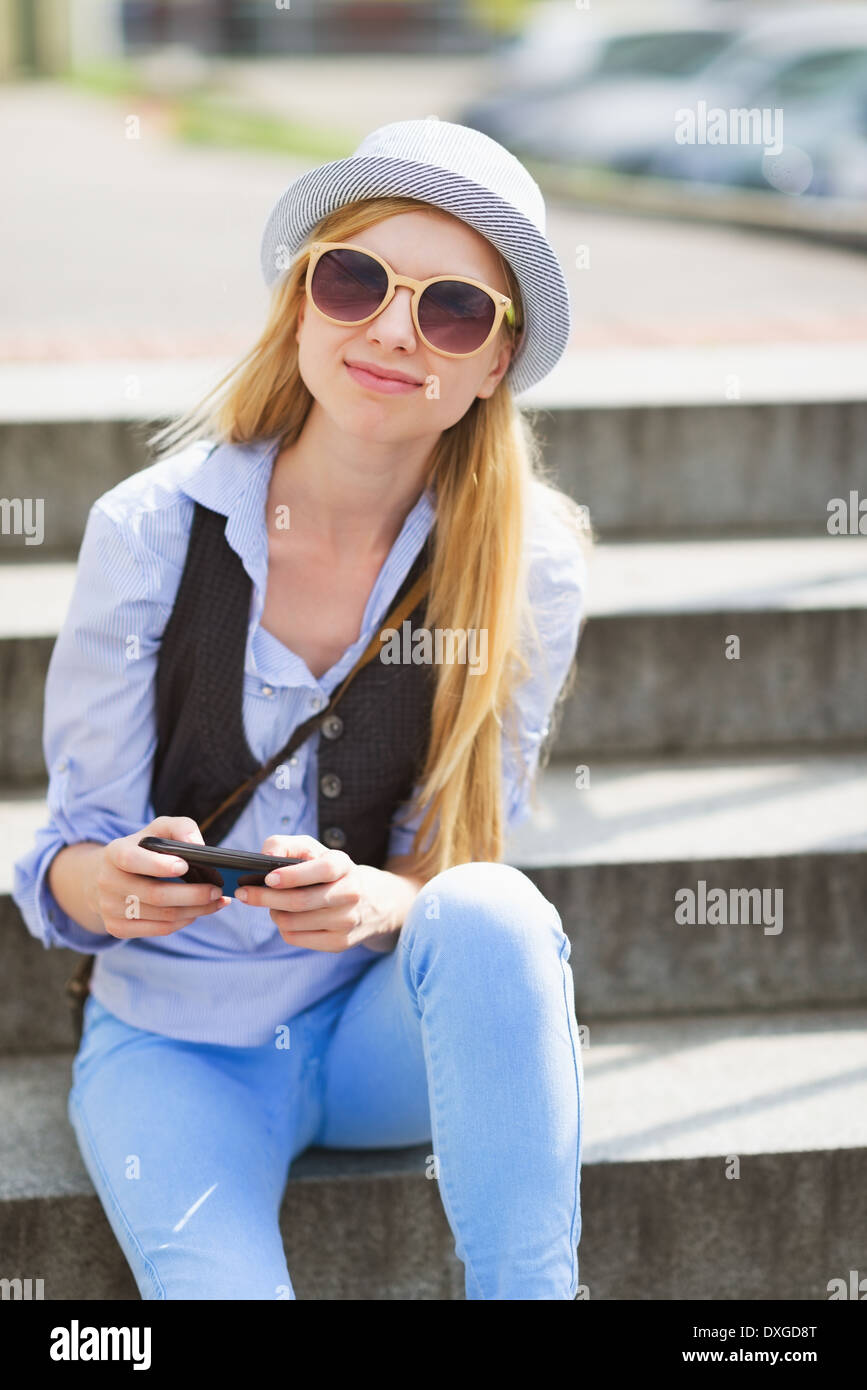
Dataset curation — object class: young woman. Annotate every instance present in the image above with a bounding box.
[13,119,591,1300]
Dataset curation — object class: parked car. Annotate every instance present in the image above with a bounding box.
[647,16,867,197]
[463,0,867,197]
[509,22,745,168]
[459,1,745,153]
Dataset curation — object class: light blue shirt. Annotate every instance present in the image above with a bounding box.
[13,434,588,1045]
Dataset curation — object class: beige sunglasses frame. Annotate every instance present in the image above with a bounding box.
[304,240,516,359]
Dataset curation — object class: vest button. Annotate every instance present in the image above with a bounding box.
[320,772,342,798]
[323,826,346,850]
[320,714,344,740]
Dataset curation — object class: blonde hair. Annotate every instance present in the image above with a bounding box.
[145,195,594,881]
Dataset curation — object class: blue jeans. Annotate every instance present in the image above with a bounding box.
[68,862,583,1300]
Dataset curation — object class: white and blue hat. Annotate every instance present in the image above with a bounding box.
[259,117,571,398]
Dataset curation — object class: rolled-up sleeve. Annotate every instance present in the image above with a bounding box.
[386,520,589,857]
[12,501,167,952]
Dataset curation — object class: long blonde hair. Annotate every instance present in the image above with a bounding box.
[145,194,593,881]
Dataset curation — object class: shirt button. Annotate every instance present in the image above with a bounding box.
[321,714,344,740]
[289,756,299,767]
[311,696,322,711]
[320,772,342,798]
[261,685,275,697]
[323,826,346,849]
[56,757,68,773]
[281,816,290,826]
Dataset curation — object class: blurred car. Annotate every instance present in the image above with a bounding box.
[459,1,745,153]
[645,10,867,197]
[813,97,867,199]
[463,0,867,197]
[509,22,746,168]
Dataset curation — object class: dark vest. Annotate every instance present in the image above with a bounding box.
[149,501,436,869]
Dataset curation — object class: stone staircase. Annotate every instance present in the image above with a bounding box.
[1,385,866,1299]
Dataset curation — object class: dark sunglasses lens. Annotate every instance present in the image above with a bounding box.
[310,249,388,322]
[418,281,497,354]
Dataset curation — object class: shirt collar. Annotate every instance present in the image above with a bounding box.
[179,434,437,554]
[178,434,280,594]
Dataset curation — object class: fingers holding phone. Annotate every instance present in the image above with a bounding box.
[91,816,230,940]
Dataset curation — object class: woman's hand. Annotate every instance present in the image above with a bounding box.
[232,834,401,953]
[88,816,230,939]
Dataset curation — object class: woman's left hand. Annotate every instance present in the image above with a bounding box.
[233,835,394,953]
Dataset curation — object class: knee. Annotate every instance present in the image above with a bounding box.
[404,861,565,956]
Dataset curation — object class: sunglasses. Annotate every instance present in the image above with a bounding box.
[304,240,517,359]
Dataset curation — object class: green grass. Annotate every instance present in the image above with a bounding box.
[175,96,354,161]
[65,60,150,99]
[64,62,357,161]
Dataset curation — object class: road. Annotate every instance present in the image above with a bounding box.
[3,79,867,372]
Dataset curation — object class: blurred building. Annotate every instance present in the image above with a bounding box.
[123,0,494,53]
[0,0,499,74]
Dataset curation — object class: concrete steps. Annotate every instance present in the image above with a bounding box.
[3,746,867,1054]
[2,382,865,1299]
[2,386,867,550]
[2,1005,864,1299]
[2,535,866,781]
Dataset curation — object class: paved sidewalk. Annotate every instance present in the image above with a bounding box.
[3,81,867,367]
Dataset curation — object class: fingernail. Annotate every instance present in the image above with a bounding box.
[235,888,248,902]
[209,887,221,900]
[264,872,280,887]
[171,860,188,874]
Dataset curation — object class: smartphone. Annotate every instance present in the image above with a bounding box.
[138,836,305,897]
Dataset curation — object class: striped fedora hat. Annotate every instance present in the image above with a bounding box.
[259,117,571,397]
